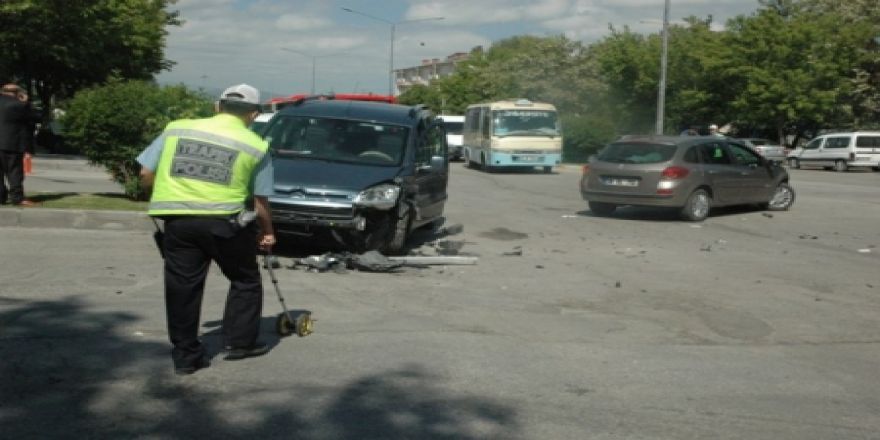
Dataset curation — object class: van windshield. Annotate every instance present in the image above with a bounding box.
[492,110,559,137]
[264,116,408,166]
[598,143,677,164]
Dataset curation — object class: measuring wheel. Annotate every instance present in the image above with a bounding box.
[276,312,314,337]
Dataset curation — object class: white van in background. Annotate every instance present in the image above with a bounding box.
[787,131,880,172]
[436,115,465,161]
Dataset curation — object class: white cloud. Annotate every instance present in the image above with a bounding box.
[406,0,572,25]
[157,0,765,96]
[276,14,332,31]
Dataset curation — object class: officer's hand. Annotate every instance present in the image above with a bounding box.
[258,233,276,251]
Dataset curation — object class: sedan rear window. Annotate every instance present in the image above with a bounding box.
[597,143,677,164]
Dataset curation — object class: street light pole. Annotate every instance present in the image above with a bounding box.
[342,7,444,96]
[656,0,670,135]
[282,48,338,95]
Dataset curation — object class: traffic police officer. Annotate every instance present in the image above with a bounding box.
[138,84,276,375]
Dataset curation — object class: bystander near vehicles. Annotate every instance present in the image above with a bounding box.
[259,96,448,254]
[786,131,880,172]
[463,99,561,173]
[580,136,795,221]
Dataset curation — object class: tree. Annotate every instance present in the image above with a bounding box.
[0,0,180,111]
[62,80,212,200]
[722,6,872,142]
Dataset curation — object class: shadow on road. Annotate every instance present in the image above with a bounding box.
[0,297,520,438]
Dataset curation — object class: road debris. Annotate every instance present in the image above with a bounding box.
[437,223,464,237]
[857,248,872,254]
[434,240,466,255]
[762,213,774,218]
[799,234,818,240]
[502,246,523,256]
[286,250,478,273]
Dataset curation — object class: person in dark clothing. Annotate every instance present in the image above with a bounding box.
[0,83,36,206]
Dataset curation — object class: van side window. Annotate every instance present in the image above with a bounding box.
[825,137,850,148]
[856,136,880,148]
[804,138,822,149]
[416,125,445,166]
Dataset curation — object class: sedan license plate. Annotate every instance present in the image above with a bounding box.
[603,177,639,187]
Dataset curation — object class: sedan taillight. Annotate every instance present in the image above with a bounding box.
[657,166,690,195]
[661,166,689,179]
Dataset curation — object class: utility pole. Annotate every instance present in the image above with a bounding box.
[656,0,670,135]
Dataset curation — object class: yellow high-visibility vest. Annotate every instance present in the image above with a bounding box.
[148,113,268,216]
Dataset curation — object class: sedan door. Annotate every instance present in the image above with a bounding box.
[727,141,775,203]
[696,141,741,205]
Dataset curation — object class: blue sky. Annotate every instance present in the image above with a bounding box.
[157,0,764,99]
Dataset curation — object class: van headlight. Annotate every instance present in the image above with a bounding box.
[354,184,400,210]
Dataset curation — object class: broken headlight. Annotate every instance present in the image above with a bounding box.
[353,184,400,210]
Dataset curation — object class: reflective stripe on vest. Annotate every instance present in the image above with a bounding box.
[147,115,268,217]
[148,201,244,212]
[163,128,265,161]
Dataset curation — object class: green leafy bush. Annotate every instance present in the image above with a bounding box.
[561,114,617,162]
[62,80,212,200]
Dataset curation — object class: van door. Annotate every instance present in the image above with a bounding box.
[821,136,852,169]
[854,134,880,169]
[797,137,824,167]
[413,123,449,222]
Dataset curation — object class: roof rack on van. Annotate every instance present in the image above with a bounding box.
[290,94,337,106]
[409,104,430,118]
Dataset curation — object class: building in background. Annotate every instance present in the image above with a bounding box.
[394,51,471,95]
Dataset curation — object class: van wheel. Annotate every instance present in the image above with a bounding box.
[788,158,800,169]
[543,166,552,173]
[588,201,616,216]
[380,205,411,255]
[833,160,848,172]
[681,189,710,222]
[766,182,795,211]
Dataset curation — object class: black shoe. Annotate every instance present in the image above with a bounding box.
[175,357,210,375]
[224,343,270,361]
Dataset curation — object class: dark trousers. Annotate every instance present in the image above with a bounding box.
[162,216,263,368]
[0,150,24,204]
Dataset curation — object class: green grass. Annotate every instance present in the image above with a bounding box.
[26,192,147,211]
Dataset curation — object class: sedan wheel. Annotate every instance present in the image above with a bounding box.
[767,182,795,211]
[681,189,710,222]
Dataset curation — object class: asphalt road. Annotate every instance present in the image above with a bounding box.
[1,163,878,439]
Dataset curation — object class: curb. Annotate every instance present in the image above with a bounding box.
[0,208,153,232]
